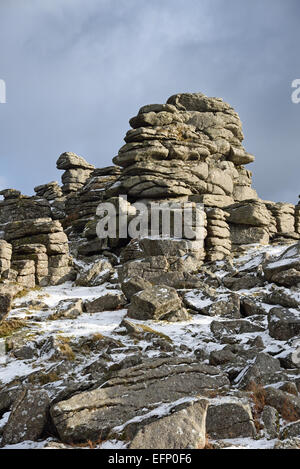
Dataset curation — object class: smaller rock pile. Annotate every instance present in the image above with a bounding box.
[266,202,298,242]
[0,188,74,287]
[34,182,63,201]
[64,165,121,238]
[4,218,74,286]
[56,152,95,194]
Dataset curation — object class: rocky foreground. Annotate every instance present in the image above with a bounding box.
[0,92,299,449]
[0,242,300,449]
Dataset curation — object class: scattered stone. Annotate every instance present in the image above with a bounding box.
[75,258,113,287]
[1,387,50,446]
[51,299,83,320]
[121,276,152,301]
[280,420,300,440]
[264,387,300,421]
[84,292,126,313]
[262,406,279,439]
[210,319,265,337]
[127,285,187,321]
[268,308,300,341]
[206,400,256,439]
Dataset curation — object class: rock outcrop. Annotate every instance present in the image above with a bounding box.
[0,191,74,287]
[0,91,299,450]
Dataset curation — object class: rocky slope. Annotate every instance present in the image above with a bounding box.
[0,92,299,450]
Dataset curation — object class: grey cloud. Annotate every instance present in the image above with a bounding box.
[0,0,299,203]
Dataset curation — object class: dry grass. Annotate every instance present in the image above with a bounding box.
[0,318,26,338]
[14,288,29,299]
[281,399,299,423]
[138,324,173,343]
[248,381,266,432]
[28,370,60,385]
[54,336,76,361]
[70,435,107,449]
[203,434,214,450]
[91,333,105,341]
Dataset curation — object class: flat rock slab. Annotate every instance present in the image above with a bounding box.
[50,357,229,443]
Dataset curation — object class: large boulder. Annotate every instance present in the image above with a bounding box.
[0,284,23,322]
[50,357,229,443]
[264,388,300,421]
[236,353,282,389]
[128,399,208,449]
[206,399,256,439]
[127,285,188,321]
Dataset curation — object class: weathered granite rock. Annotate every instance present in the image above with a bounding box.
[205,208,231,261]
[280,421,300,440]
[206,400,256,439]
[183,290,240,318]
[230,225,269,246]
[50,357,229,443]
[0,196,51,226]
[114,93,256,203]
[1,387,50,446]
[268,308,300,341]
[263,243,300,286]
[84,292,126,313]
[266,202,298,241]
[240,297,268,317]
[34,181,63,201]
[56,152,95,171]
[121,276,153,301]
[236,353,282,389]
[0,240,12,277]
[262,406,279,439]
[52,299,83,319]
[127,285,186,321]
[75,258,113,287]
[128,399,209,449]
[264,388,300,420]
[210,319,265,337]
[263,288,299,309]
[0,284,24,321]
[226,200,270,226]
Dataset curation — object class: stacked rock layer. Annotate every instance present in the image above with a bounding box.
[0,92,299,288]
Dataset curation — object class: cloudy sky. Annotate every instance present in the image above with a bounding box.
[0,0,299,202]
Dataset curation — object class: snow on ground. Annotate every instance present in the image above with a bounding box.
[1,440,50,449]
[215,438,278,449]
[1,242,297,385]
[0,242,299,449]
